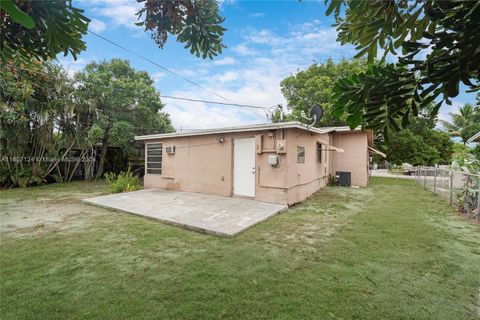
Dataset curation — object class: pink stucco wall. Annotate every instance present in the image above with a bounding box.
[283,128,331,204]
[330,131,369,187]
[143,128,369,205]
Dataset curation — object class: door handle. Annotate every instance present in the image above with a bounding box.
[251,167,256,174]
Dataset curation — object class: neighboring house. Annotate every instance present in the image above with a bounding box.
[135,121,380,205]
[467,131,480,144]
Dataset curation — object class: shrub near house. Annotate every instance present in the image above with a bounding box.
[104,169,142,193]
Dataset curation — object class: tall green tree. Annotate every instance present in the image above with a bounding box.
[375,109,454,166]
[440,103,480,145]
[1,0,226,63]
[280,59,367,126]
[325,1,479,135]
[75,59,173,179]
[0,61,82,186]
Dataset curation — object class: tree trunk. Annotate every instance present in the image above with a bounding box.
[95,123,112,179]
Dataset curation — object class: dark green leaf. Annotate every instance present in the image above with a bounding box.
[1,0,35,29]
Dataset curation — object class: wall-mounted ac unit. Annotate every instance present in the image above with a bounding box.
[165,146,176,154]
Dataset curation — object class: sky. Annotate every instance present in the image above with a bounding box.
[58,0,477,131]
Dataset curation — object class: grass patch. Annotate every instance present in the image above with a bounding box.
[1,177,479,319]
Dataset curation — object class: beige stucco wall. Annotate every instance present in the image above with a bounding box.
[330,131,369,187]
[143,130,290,204]
[142,128,369,205]
[284,128,330,204]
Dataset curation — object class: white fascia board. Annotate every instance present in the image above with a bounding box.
[135,121,360,141]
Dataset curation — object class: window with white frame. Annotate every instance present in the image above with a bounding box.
[297,145,305,163]
[146,143,162,174]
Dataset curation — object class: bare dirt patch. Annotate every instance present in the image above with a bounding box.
[0,181,110,233]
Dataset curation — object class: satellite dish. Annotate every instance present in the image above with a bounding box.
[310,105,324,122]
[300,105,324,127]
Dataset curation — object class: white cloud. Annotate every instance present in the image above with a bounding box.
[152,72,166,83]
[212,57,236,66]
[230,23,353,69]
[171,67,210,78]
[89,19,106,32]
[164,85,269,130]
[161,62,289,130]
[151,20,357,130]
[249,12,265,18]
[217,0,237,9]
[97,5,139,28]
[213,71,240,83]
[165,101,261,130]
[231,43,258,56]
[56,57,89,77]
[244,29,281,45]
[87,0,141,29]
[438,101,462,124]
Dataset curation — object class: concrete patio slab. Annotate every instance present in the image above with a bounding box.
[83,189,287,236]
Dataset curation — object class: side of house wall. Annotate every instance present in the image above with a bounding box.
[143,130,290,204]
[142,128,369,205]
[330,131,369,187]
[144,135,232,195]
[284,128,331,205]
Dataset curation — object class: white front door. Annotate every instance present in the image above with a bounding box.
[233,138,256,197]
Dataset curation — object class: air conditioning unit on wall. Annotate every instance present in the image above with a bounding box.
[165,146,176,154]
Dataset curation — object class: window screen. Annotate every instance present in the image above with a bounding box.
[297,146,305,163]
[146,143,162,174]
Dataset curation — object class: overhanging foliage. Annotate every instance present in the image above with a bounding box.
[326,0,480,133]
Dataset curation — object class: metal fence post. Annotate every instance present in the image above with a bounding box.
[449,170,454,206]
[433,168,437,193]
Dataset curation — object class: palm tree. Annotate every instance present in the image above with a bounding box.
[441,103,480,145]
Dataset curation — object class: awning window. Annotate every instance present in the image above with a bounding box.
[368,146,386,158]
[321,145,344,153]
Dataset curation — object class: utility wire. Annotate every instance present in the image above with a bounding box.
[88,31,237,105]
[1,65,268,118]
[88,31,268,118]
[161,95,266,110]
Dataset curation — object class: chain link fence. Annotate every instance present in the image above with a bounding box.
[415,166,480,222]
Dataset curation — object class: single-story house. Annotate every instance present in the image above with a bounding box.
[135,121,380,206]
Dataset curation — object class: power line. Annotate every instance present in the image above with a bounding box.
[1,65,268,118]
[88,31,235,104]
[161,95,265,110]
[87,31,268,118]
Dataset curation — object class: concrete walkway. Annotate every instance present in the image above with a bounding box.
[83,189,286,237]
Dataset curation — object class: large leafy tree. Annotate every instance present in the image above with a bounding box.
[136,0,226,59]
[326,0,480,136]
[0,59,173,187]
[75,59,173,179]
[0,0,90,63]
[0,61,83,186]
[280,58,367,126]
[375,108,454,166]
[440,103,480,145]
[0,0,226,63]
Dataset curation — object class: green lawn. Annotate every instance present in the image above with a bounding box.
[1,178,479,319]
